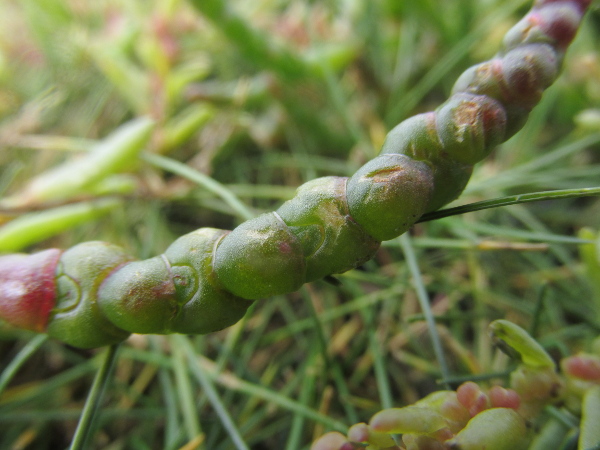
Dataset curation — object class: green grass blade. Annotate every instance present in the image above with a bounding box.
[0,199,122,252]
[177,335,250,450]
[170,336,204,445]
[69,344,121,450]
[399,234,451,389]
[187,0,312,81]
[0,335,48,396]
[419,187,600,223]
[142,153,254,221]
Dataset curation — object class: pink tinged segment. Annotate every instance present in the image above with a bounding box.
[563,354,600,381]
[536,0,593,14]
[0,249,61,332]
[531,3,585,48]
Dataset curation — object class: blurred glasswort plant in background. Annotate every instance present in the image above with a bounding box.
[0,0,599,449]
[312,320,600,449]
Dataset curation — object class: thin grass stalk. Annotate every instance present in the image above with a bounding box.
[438,370,513,386]
[0,407,163,423]
[263,286,405,344]
[466,132,600,193]
[462,221,590,245]
[370,331,395,410]
[363,306,394,410]
[529,417,571,450]
[399,234,451,389]
[329,365,360,425]
[186,0,312,81]
[513,207,583,280]
[141,153,254,221]
[418,187,600,223]
[149,337,180,449]
[558,429,580,450]
[318,62,371,155]
[177,335,250,450]
[69,343,120,450]
[195,353,348,432]
[0,360,99,414]
[385,0,529,124]
[170,336,204,445]
[0,335,48,396]
[303,285,360,423]
[466,250,492,372]
[215,302,258,373]
[546,406,580,429]
[302,285,332,365]
[508,132,600,178]
[530,283,551,338]
[284,345,319,450]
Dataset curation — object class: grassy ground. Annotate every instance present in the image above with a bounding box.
[0,0,600,449]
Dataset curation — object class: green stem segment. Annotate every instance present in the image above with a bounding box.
[0,0,594,348]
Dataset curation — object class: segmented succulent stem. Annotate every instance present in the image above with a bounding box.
[0,0,592,348]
